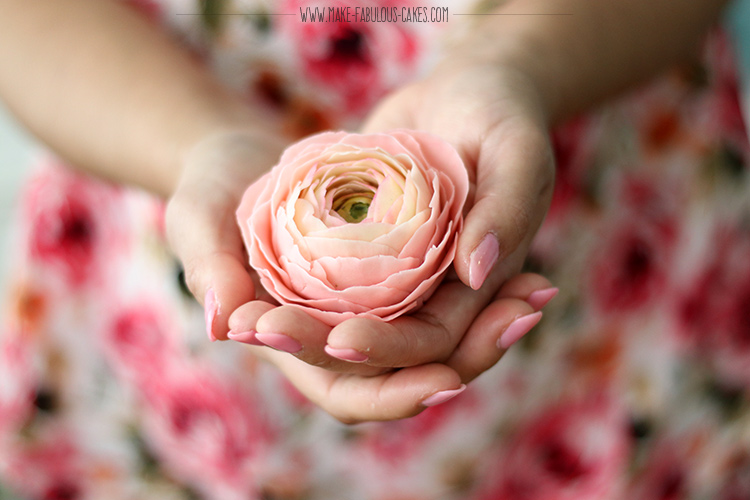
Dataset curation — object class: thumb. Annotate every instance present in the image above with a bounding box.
[455,124,554,290]
[166,192,256,342]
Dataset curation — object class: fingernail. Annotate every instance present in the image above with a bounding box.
[204,288,219,342]
[422,384,467,407]
[324,345,368,363]
[527,287,559,311]
[228,330,263,346]
[497,311,543,349]
[469,233,500,290]
[255,333,302,354]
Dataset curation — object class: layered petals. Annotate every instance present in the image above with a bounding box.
[237,130,468,326]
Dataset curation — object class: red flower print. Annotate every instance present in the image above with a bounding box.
[588,176,678,314]
[549,116,596,220]
[22,162,126,289]
[476,398,630,500]
[279,0,422,117]
[140,369,275,497]
[0,334,36,437]
[675,224,750,389]
[626,436,698,500]
[719,452,750,500]
[0,437,85,500]
[102,301,181,389]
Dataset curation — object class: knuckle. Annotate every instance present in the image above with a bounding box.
[410,312,454,362]
[395,324,423,367]
[502,196,534,247]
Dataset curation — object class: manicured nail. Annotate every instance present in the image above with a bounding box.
[527,287,559,311]
[469,233,500,290]
[204,288,218,342]
[324,345,369,363]
[422,385,467,407]
[255,333,302,354]
[497,311,543,349]
[228,330,263,346]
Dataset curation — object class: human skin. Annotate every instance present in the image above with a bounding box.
[0,0,727,423]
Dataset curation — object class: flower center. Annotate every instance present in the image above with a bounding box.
[335,195,372,223]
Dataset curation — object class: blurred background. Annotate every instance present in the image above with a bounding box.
[0,103,32,500]
[0,105,35,500]
[0,104,37,290]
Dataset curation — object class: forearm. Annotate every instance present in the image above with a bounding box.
[452,0,728,124]
[0,0,269,197]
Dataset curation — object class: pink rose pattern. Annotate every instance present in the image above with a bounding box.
[1,2,750,499]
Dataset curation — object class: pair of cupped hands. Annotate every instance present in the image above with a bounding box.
[166,60,557,424]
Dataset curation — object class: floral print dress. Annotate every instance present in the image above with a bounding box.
[2,1,750,499]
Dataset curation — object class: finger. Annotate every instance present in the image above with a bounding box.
[324,270,548,369]
[446,297,541,383]
[265,351,464,424]
[325,279,494,368]
[455,123,555,291]
[497,272,559,311]
[166,191,255,342]
[166,131,287,341]
[240,305,388,376]
[226,300,276,346]
[229,273,551,373]
[446,273,552,382]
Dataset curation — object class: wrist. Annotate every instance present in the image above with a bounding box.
[431,50,552,131]
[437,14,564,126]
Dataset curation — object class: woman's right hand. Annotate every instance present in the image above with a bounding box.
[165,129,288,340]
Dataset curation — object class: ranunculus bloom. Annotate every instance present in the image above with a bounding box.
[237,130,468,326]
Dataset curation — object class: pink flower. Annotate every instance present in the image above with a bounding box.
[21,161,127,289]
[0,436,85,500]
[0,334,36,437]
[675,224,750,389]
[237,130,468,326]
[625,436,696,500]
[587,175,678,314]
[279,0,421,117]
[476,398,630,500]
[140,369,274,497]
[719,452,750,500]
[102,301,181,389]
[531,116,596,264]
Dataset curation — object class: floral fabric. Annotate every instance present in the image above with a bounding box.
[2,1,750,499]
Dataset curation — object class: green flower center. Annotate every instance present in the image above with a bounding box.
[335,195,371,223]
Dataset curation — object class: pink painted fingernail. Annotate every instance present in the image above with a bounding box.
[527,287,559,311]
[497,311,543,349]
[228,330,263,346]
[422,384,467,407]
[255,333,302,354]
[469,233,500,290]
[204,288,219,342]
[324,345,368,363]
